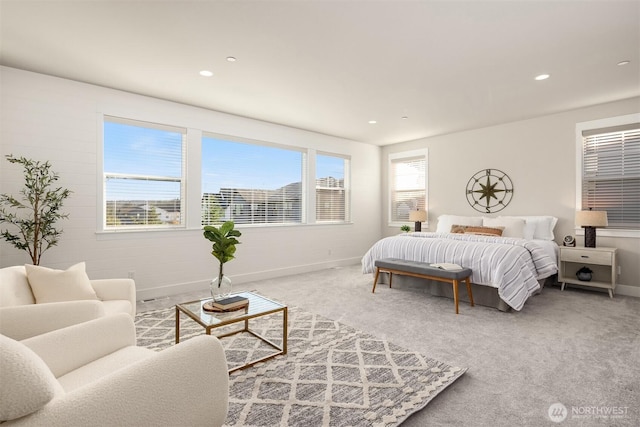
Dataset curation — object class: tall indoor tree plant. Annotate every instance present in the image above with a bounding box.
[203,221,241,300]
[0,155,72,265]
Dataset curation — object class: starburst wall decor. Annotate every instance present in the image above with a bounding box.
[465,169,513,213]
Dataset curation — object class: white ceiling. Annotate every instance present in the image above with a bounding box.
[1,0,639,146]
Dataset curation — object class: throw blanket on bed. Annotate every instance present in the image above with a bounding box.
[361,232,558,311]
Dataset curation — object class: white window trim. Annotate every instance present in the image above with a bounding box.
[575,113,640,239]
[202,131,308,226]
[388,149,428,227]
[99,114,188,232]
[96,113,353,234]
[315,150,351,224]
[201,132,352,227]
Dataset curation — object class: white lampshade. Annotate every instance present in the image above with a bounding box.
[575,210,608,228]
[409,210,427,222]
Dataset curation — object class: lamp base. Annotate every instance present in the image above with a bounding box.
[414,221,422,232]
[584,226,596,248]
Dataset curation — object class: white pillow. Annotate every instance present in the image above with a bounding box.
[25,262,99,304]
[0,334,61,421]
[483,217,526,238]
[503,216,558,240]
[522,222,537,240]
[436,215,483,233]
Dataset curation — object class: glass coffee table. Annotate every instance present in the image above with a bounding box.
[175,291,287,372]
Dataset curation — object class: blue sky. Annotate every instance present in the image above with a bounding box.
[104,122,345,200]
[104,122,182,177]
[202,137,302,193]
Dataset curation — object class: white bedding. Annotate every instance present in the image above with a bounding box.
[361,232,558,311]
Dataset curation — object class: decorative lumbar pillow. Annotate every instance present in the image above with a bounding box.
[483,217,526,238]
[450,224,504,236]
[0,334,61,421]
[25,262,99,304]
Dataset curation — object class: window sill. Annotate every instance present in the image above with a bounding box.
[96,221,354,238]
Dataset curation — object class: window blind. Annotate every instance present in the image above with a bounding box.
[103,116,185,229]
[202,136,305,226]
[582,125,640,229]
[316,154,350,223]
[390,154,427,222]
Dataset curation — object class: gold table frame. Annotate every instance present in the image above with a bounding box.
[175,291,287,373]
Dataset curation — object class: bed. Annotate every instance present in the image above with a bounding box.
[361,215,560,311]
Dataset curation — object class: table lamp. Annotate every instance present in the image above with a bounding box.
[575,209,608,248]
[409,209,427,232]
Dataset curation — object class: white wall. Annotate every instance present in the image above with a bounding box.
[381,97,640,294]
[0,67,382,300]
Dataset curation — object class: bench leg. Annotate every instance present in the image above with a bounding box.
[373,269,393,293]
[372,267,381,293]
[453,279,459,314]
[465,277,475,307]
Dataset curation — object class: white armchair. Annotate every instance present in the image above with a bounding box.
[0,265,136,340]
[0,313,229,426]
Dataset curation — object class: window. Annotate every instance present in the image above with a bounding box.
[103,116,185,229]
[316,154,350,223]
[580,119,640,230]
[389,150,427,223]
[201,135,305,226]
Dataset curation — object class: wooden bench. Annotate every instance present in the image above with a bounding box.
[372,258,474,314]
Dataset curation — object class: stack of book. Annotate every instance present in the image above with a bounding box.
[211,295,249,311]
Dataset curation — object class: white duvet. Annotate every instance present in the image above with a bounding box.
[361,232,558,311]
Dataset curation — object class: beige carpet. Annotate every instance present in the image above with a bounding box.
[137,264,640,426]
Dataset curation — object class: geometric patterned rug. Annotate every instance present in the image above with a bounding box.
[135,305,466,426]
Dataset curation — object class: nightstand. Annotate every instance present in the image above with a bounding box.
[559,246,617,298]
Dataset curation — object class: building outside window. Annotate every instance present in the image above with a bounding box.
[316,153,350,223]
[201,135,305,226]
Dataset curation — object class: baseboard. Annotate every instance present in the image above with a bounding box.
[616,283,640,298]
[136,280,208,302]
[136,257,362,301]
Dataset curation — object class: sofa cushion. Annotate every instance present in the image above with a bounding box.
[25,262,99,304]
[0,266,36,307]
[57,346,154,392]
[0,334,63,421]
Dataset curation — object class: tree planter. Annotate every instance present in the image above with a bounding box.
[203,221,241,302]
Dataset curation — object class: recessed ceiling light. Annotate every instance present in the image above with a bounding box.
[535,74,550,81]
[368,120,377,124]
[199,70,213,77]
[617,60,630,66]
[401,116,408,120]
[226,56,237,62]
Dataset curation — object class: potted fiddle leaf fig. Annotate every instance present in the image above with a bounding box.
[203,221,241,300]
[0,155,72,265]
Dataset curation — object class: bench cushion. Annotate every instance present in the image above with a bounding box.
[374,258,472,280]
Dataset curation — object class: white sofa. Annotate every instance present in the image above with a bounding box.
[0,313,229,426]
[0,265,136,340]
